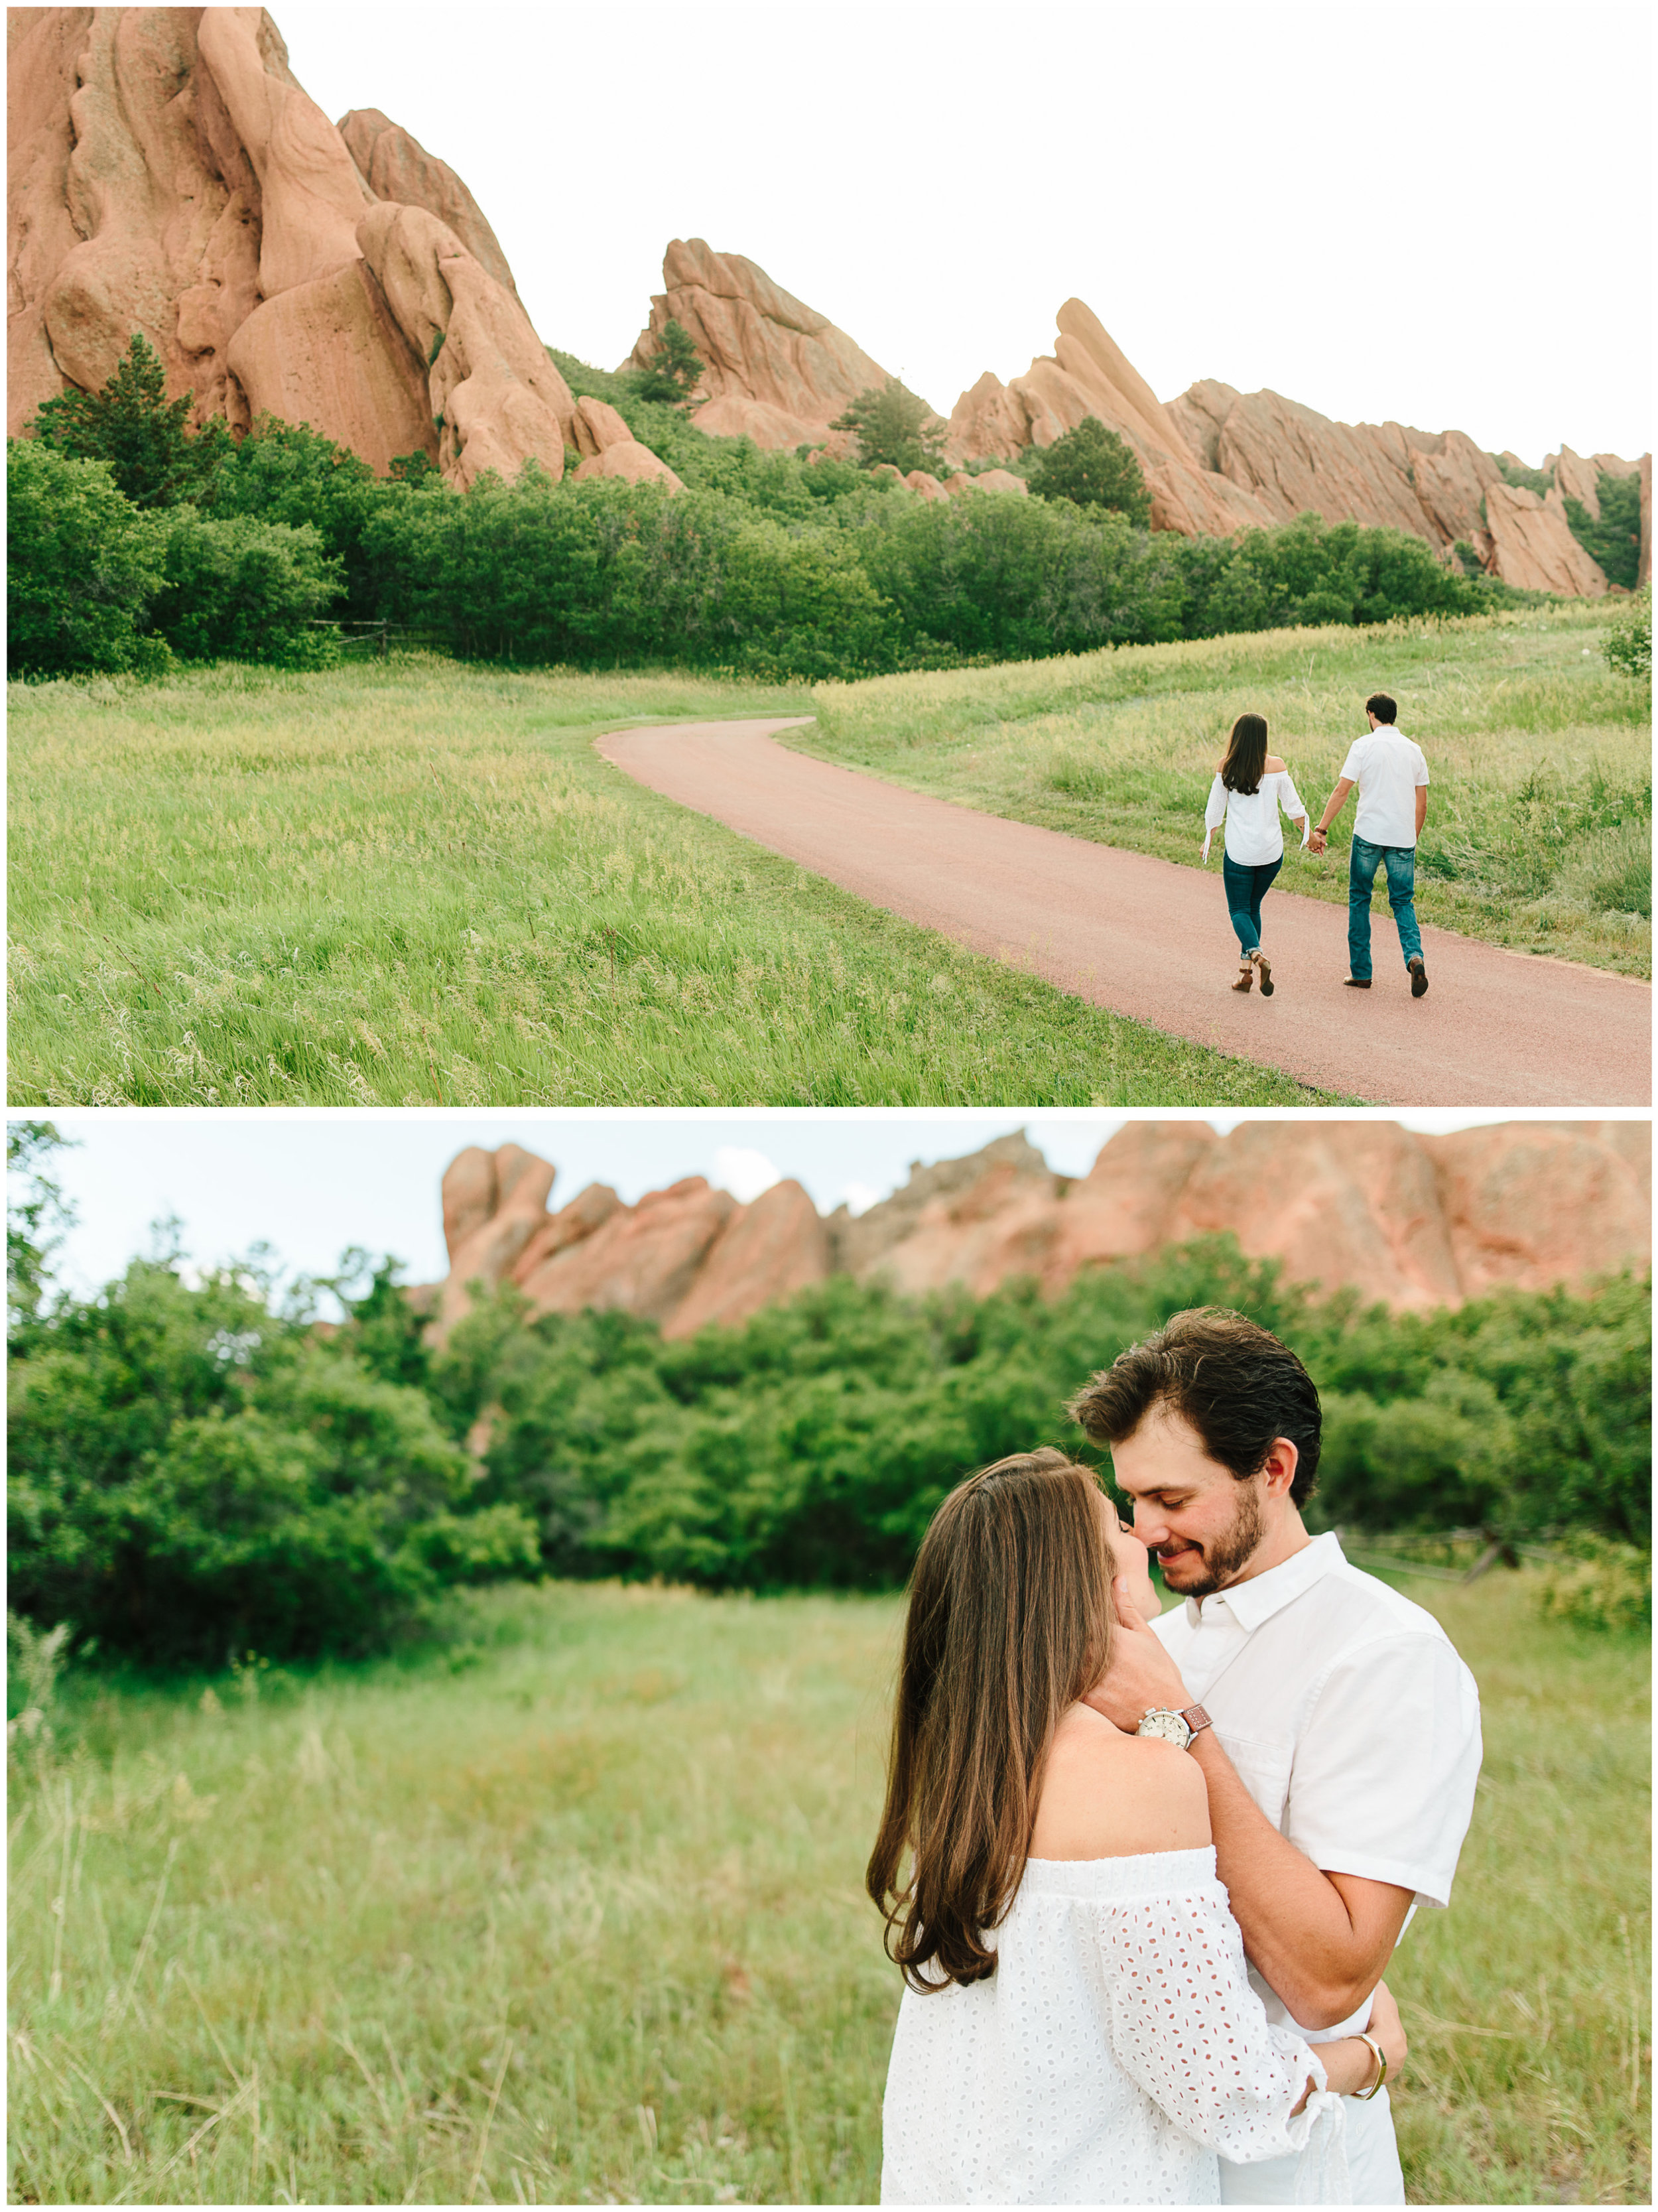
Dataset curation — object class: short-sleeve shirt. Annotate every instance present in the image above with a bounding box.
[1339,725,1430,848]
[1151,1531,1481,2038]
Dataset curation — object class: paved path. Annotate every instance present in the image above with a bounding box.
[597,719,1651,1106]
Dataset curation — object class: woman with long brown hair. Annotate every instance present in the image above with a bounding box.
[868,1450,1405,2204]
[1202,713,1309,996]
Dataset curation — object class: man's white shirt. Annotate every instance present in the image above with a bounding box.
[1151,1531,1481,2204]
[1339,724,1430,848]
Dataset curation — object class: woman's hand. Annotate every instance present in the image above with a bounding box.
[1301,1982,1408,2106]
[1108,1512,1163,1624]
[1364,1980,1407,2077]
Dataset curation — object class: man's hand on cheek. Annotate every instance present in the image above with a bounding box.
[1082,1584,1192,1730]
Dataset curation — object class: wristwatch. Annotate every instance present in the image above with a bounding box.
[1136,1703,1213,1752]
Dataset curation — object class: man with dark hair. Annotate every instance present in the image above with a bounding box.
[1068,1307,1482,2205]
[1310,694,1432,996]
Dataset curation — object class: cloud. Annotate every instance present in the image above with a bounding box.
[712,1147,783,1205]
[839,1182,883,1218]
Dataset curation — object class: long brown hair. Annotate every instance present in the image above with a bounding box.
[865,1449,1116,1992]
[1221,712,1269,794]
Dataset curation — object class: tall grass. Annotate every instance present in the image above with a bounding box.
[7,659,1336,1108]
[7,1575,1648,2204]
[804,604,1652,976]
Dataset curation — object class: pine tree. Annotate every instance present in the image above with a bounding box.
[31,332,229,507]
[830,378,948,476]
[1027,417,1151,525]
[634,319,705,407]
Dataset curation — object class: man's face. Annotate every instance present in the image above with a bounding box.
[1109,1404,1267,1599]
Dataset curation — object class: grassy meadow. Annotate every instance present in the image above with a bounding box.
[7,660,1338,1108]
[8,1573,1649,2206]
[804,602,1653,977]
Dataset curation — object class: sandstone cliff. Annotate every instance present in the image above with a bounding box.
[430,1122,1649,1341]
[624,237,902,454]
[6,7,672,491]
[623,239,1641,595]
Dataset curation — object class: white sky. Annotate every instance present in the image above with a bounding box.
[272,1,1653,463]
[19,1109,1582,1311]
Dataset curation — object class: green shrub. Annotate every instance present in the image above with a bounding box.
[151,508,344,665]
[29,332,231,509]
[1604,588,1651,680]
[422,1244,1649,1590]
[6,440,167,677]
[1489,451,1553,497]
[1173,512,1482,634]
[1027,417,1152,525]
[1564,472,1644,590]
[205,415,400,620]
[830,377,949,476]
[7,1260,537,1663]
[1536,1535,1652,1632]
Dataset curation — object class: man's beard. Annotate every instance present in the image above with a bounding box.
[1159,1481,1264,1598]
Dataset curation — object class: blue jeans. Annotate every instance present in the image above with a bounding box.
[1348,835,1422,978]
[1222,854,1281,954]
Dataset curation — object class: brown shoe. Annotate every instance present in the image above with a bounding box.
[1408,956,1429,997]
[1254,951,1274,997]
[1342,976,1372,988]
[1232,962,1253,992]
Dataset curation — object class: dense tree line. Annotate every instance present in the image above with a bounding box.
[9,1138,1647,1662]
[7,336,1530,684]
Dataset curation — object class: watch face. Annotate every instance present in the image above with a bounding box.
[1139,1709,1192,1749]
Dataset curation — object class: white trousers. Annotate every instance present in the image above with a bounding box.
[1220,2087,1404,2205]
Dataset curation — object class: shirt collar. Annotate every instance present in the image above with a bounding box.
[1182,1530,1346,1633]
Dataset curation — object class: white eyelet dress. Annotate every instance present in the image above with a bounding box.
[879,1847,1348,2205]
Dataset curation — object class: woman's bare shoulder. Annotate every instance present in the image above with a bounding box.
[1265,754,1287,772]
[1030,1706,1211,1860]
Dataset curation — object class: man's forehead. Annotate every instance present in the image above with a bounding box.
[1110,1407,1228,1492]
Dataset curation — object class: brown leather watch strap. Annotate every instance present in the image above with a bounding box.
[1179,1703,1214,1738]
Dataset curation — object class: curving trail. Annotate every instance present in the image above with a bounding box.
[596,719,1651,1107]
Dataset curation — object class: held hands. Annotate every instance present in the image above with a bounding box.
[1308,828,1328,855]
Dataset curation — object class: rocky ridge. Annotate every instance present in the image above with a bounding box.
[627,243,1646,594]
[7,6,676,490]
[10,14,1641,580]
[625,236,893,455]
[430,1122,1649,1342]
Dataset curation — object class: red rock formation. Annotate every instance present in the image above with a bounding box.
[1549,444,1604,517]
[665,1180,831,1339]
[1420,1122,1653,1297]
[515,1177,739,1326]
[903,469,950,502]
[426,1124,1649,1344]
[5,8,678,492]
[438,1143,558,1332]
[1484,482,1608,596]
[338,107,517,295]
[949,310,1275,538]
[943,297,1645,594]
[625,237,898,453]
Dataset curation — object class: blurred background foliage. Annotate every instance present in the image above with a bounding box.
[9,1124,1649,1667]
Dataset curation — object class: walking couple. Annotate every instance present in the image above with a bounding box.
[1202,694,1433,1000]
[870,1308,1482,2205]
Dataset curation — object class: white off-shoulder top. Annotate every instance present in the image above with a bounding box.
[879,1847,1348,2207]
[1203,771,1310,866]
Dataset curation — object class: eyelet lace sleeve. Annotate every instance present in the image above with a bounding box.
[1098,1884,1347,2197]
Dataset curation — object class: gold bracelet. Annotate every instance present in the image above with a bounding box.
[1354,2032,1388,2101]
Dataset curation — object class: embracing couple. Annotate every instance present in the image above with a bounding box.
[1202,693,1433,1000]
[869,1308,1482,2205]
